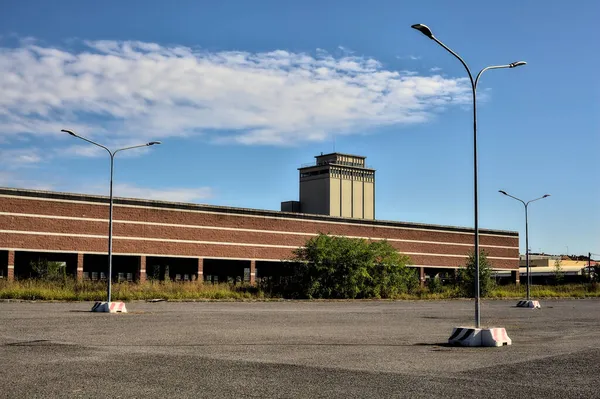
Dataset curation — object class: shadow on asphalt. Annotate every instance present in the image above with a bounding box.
[413,342,452,347]
[5,339,52,346]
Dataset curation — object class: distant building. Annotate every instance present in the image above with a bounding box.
[282,152,375,219]
[516,254,596,283]
[518,254,593,268]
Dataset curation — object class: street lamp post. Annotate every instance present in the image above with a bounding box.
[499,190,550,302]
[62,129,161,304]
[411,24,526,328]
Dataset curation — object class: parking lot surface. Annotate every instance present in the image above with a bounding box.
[1,299,599,398]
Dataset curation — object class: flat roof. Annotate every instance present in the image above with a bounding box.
[298,164,376,172]
[0,187,518,236]
[315,152,366,159]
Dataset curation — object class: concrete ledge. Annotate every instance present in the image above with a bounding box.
[516,300,541,309]
[448,327,512,347]
[481,328,512,347]
[91,301,127,313]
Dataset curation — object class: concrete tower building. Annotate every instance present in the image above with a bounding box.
[295,153,375,219]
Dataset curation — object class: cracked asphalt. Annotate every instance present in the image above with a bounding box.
[1,299,599,398]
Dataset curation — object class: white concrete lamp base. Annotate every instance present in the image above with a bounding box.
[448,327,512,347]
[91,301,128,313]
[516,300,541,309]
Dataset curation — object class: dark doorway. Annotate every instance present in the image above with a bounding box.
[256,260,296,283]
[0,250,8,279]
[13,251,77,279]
[146,257,199,282]
[203,259,250,284]
[83,254,139,282]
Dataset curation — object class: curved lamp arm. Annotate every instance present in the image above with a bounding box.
[61,129,111,156]
[526,194,551,206]
[62,129,161,156]
[114,141,161,156]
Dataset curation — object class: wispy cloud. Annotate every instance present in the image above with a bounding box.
[0,148,44,168]
[0,171,55,190]
[80,183,213,203]
[430,67,443,72]
[0,141,155,172]
[396,55,421,61]
[0,164,213,203]
[116,184,213,202]
[337,46,354,55]
[0,40,470,146]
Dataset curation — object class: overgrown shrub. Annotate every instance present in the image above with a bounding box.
[427,276,444,294]
[272,233,418,299]
[30,259,67,281]
[457,250,495,297]
[553,259,565,284]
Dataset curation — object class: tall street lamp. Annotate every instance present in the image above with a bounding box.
[62,129,161,305]
[499,190,550,306]
[411,24,526,329]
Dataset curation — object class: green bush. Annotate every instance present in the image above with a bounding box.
[427,276,444,294]
[457,250,495,297]
[30,259,67,281]
[284,233,418,299]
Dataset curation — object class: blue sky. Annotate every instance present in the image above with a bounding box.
[1,0,598,256]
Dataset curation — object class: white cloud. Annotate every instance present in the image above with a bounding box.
[430,67,443,72]
[84,183,213,203]
[0,168,212,203]
[0,40,470,146]
[396,55,421,61]
[0,171,55,190]
[0,148,43,168]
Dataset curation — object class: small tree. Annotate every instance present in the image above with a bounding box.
[458,250,494,297]
[553,259,565,284]
[30,258,67,281]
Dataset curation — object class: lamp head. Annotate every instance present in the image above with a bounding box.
[147,141,162,146]
[499,190,508,195]
[543,194,550,198]
[61,129,78,137]
[411,24,434,39]
[509,61,527,68]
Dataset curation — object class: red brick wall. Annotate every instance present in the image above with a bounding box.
[0,190,520,270]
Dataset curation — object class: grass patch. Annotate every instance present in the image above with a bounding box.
[0,279,270,301]
[488,283,600,299]
[1,280,598,301]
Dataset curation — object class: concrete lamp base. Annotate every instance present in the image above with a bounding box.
[91,301,128,313]
[516,300,541,309]
[448,327,512,347]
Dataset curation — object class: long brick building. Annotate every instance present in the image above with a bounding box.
[0,185,519,284]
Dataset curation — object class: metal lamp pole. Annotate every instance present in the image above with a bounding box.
[499,191,550,300]
[411,24,526,328]
[62,129,161,303]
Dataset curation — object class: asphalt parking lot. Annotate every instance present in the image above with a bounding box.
[1,299,599,398]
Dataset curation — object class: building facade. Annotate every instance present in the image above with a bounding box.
[297,153,375,219]
[0,187,520,283]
